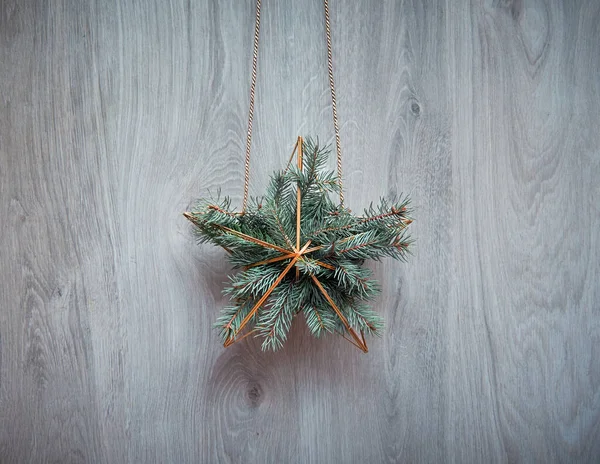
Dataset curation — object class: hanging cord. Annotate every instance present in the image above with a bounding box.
[323,0,344,206]
[241,0,344,212]
[242,0,262,213]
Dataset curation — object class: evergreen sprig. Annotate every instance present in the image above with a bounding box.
[185,137,413,351]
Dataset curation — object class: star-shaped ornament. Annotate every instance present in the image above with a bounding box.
[184,137,412,352]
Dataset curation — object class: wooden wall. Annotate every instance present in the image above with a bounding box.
[1,0,599,462]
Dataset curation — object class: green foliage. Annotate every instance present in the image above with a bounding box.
[186,137,413,351]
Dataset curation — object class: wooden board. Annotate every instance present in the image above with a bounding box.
[1,0,599,461]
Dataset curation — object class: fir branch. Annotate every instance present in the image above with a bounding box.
[185,136,413,351]
[214,298,257,340]
[256,281,299,350]
[270,207,294,249]
[303,303,337,336]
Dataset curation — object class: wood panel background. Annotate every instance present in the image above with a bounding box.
[1,0,599,462]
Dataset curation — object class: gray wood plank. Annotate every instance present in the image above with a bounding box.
[1,0,599,462]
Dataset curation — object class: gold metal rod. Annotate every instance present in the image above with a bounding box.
[245,253,296,269]
[214,224,290,254]
[310,275,368,352]
[295,136,303,279]
[225,241,312,346]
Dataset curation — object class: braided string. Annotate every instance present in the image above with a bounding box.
[242,0,262,213]
[242,0,344,210]
[324,0,344,206]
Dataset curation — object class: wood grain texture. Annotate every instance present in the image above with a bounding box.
[1,0,599,462]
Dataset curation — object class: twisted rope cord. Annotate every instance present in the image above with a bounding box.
[242,0,261,213]
[324,0,344,206]
[242,0,344,211]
